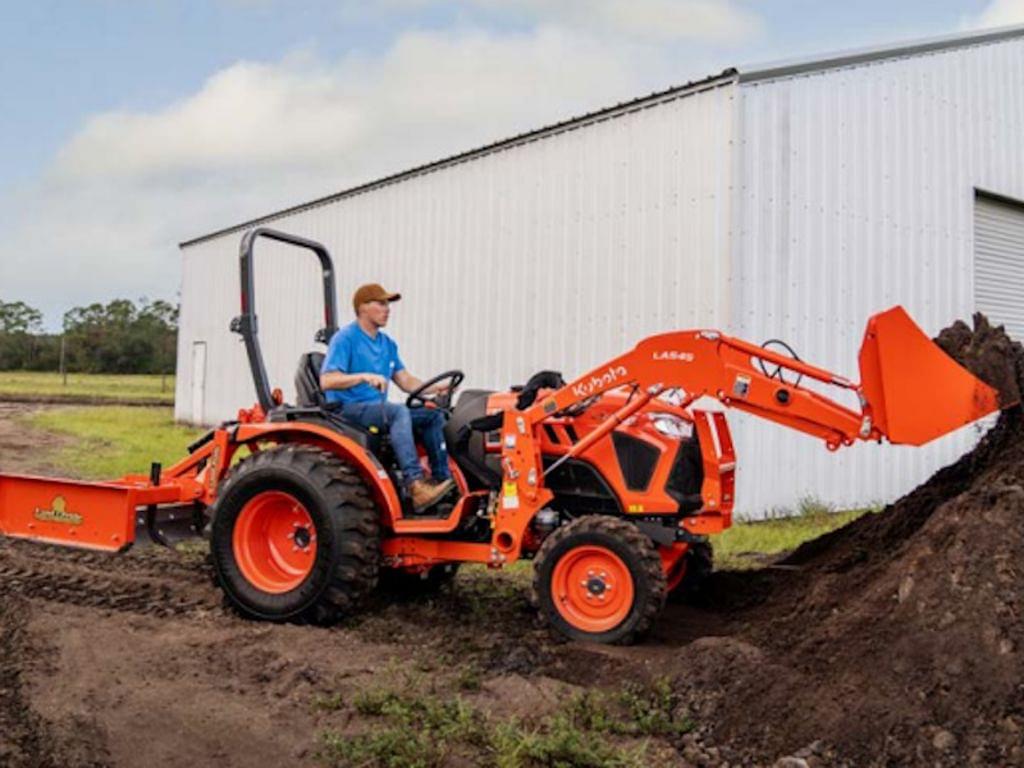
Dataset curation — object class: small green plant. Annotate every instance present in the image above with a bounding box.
[615,678,691,737]
[456,666,483,692]
[562,679,691,739]
[796,495,834,517]
[320,728,444,768]
[325,687,488,768]
[352,687,487,742]
[490,714,646,768]
[321,682,662,768]
[312,692,345,712]
[352,688,397,717]
[563,690,619,733]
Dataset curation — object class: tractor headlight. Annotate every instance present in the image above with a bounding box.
[647,412,692,439]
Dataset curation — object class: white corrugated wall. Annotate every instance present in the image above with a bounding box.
[731,36,1024,514]
[176,80,738,433]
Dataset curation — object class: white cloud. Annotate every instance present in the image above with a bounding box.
[56,53,367,180]
[54,26,664,188]
[969,0,1024,28]
[2,26,703,326]
[483,0,760,43]
[384,0,760,43]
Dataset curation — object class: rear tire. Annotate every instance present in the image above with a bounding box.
[211,445,380,624]
[532,516,666,644]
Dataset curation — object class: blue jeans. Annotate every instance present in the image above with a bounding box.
[341,401,451,485]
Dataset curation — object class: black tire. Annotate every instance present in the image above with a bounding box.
[378,563,460,596]
[668,540,714,603]
[532,516,666,645]
[210,445,380,624]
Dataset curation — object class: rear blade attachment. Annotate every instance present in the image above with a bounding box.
[859,306,1002,446]
[0,473,137,552]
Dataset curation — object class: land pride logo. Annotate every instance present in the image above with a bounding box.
[33,496,83,526]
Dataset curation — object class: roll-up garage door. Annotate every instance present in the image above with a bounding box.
[975,193,1024,340]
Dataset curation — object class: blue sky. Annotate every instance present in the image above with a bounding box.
[0,0,1016,327]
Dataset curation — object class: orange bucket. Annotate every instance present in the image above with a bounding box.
[859,306,1002,446]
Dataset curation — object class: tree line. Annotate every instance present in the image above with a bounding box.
[0,298,177,374]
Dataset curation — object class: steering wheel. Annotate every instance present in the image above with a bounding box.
[406,369,465,414]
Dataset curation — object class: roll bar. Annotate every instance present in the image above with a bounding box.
[231,227,338,412]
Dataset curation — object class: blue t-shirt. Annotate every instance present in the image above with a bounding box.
[321,321,405,404]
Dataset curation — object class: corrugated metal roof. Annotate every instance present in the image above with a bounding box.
[739,22,1024,83]
[179,70,738,247]
[181,22,1024,248]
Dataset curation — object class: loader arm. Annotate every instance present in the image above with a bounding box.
[488,306,1001,559]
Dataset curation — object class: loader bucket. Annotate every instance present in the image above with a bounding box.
[859,306,1001,446]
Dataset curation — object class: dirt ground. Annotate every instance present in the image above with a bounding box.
[0,404,74,475]
[0,522,734,768]
[3,316,1024,768]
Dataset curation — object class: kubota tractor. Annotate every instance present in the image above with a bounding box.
[0,229,1006,643]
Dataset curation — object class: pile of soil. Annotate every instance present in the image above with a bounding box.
[936,312,1024,407]
[667,314,1024,765]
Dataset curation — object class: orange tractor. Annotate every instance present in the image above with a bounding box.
[0,229,1004,643]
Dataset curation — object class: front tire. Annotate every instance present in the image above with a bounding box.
[210,445,380,624]
[532,516,666,644]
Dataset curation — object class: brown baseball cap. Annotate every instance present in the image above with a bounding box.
[352,283,401,315]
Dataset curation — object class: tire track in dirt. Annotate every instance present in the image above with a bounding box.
[0,540,222,619]
[0,597,60,768]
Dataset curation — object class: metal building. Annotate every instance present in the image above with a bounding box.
[177,25,1024,518]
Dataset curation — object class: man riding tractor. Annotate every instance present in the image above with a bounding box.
[320,283,455,511]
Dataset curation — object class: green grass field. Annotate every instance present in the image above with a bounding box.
[23,404,870,562]
[26,406,202,479]
[0,371,174,403]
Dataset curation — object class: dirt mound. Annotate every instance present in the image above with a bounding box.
[672,316,1024,765]
[936,312,1024,407]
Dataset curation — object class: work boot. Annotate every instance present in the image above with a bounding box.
[409,478,455,511]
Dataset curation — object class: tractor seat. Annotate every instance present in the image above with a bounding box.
[444,389,502,490]
[292,352,384,456]
[295,351,330,408]
[443,371,567,491]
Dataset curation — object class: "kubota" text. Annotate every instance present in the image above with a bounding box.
[571,365,629,398]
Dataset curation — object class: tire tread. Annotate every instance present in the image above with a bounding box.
[211,444,380,623]
[531,515,666,644]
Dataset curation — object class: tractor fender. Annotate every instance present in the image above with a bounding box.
[232,422,404,526]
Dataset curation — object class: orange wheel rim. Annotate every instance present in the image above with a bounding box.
[551,545,635,633]
[232,491,317,594]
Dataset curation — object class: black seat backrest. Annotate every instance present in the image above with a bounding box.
[295,352,327,407]
[289,351,386,457]
[444,389,502,490]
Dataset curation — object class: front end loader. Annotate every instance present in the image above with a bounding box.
[0,229,1007,643]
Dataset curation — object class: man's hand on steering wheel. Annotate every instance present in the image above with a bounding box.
[405,370,465,414]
